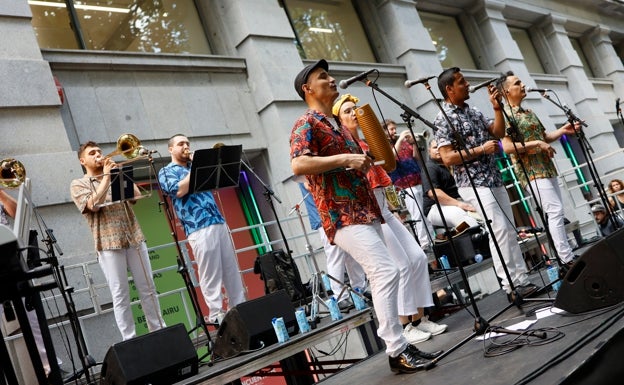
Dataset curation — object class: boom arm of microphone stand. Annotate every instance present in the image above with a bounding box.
[240,158,282,204]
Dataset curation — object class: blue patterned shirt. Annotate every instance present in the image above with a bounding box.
[158,162,225,236]
[433,101,503,188]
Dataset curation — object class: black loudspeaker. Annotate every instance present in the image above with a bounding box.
[554,228,624,314]
[213,289,298,358]
[100,324,198,385]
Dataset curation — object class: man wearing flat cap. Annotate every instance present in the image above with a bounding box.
[289,59,441,373]
[591,203,623,237]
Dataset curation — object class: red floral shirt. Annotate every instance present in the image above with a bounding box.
[290,109,382,243]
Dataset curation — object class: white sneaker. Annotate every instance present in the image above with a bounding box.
[416,317,448,336]
[403,324,431,344]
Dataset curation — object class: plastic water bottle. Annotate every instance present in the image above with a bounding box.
[326,296,343,321]
[439,254,451,270]
[547,265,561,291]
[474,253,483,263]
[351,288,368,310]
[272,317,289,343]
[321,273,332,293]
[295,308,310,333]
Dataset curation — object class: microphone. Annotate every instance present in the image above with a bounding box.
[339,69,376,89]
[138,147,157,156]
[468,77,498,93]
[525,87,550,93]
[404,75,436,89]
[616,97,621,114]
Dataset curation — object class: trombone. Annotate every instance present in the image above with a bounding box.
[102,134,149,165]
[0,158,26,188]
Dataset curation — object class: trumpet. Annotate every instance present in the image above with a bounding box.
[0,158,26,188]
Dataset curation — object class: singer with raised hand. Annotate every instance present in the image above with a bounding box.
[290,59,441,373]
[498,71,579,266]
[70,141,165,340]
[158,134,246,325]
[333,94,447,345]
[432,67,538,303]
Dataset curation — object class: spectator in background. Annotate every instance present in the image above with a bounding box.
[591,203,623,237]
[607,179,624,210]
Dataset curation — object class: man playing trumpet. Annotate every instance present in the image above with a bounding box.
[70,141,165,340]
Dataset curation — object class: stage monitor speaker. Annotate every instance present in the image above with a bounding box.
[100,323,198,385]
[554,228,624,314]
[214,289,298,358]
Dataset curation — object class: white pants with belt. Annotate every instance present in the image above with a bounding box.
[98,242,165,340]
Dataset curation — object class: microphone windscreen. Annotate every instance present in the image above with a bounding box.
[355,104,396,172]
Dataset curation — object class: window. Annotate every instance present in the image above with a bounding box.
[419,12,476,69]
[570,38,595,78]
[508,27,545,74]
[29,0,211,54]
[282,0,375,62]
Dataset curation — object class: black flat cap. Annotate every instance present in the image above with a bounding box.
[294,59,328,100]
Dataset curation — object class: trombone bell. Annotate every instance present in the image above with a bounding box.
[0,158,26,188]
[104,133,143,160]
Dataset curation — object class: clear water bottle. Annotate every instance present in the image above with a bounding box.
[474,253,483,263]
[439,254,451,269]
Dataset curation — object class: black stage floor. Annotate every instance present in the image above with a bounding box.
[318,279,624,385]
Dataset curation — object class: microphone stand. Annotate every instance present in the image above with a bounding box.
[537,92,620,231]
[151,156,214,364]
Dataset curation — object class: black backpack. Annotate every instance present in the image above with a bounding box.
[254,249,308,305]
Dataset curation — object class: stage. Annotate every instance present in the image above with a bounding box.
[317,282,624,385]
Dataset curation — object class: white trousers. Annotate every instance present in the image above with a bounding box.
[458,186,530,293]
[334,222,407,357]
[187,223,246,319]
[427,204,480,229]
[374,188,433,315]
[402,185,434,248]
[98,242,165,340]
[527,178,575,263]
[318,228,367,301]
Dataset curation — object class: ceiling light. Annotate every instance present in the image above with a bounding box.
[28,1,131,14]
[309,27,333,33]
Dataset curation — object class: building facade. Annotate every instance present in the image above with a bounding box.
[2,0,623,379]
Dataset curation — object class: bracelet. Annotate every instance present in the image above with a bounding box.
[481,144,486,155]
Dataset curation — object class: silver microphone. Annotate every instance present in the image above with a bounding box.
[525,87,550,93]
[468,77,498,93]
[404,75,436,88]
[138,147,157,156]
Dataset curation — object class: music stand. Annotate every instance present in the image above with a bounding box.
[188,145,242,192]
[111,165,135,202]
[92,164,153,208]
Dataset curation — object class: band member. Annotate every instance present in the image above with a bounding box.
[290,59,441,373]
[71,141,165,340]
[385,119,434,250]
[333,94,447,344]
[422,139,480,229]
[433,67,537,302]
[498,71,578,265]
[158,134,246,324]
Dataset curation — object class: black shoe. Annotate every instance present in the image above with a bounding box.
[389,346,432,373]
[338,299,354,311]
[406,344,443,360]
